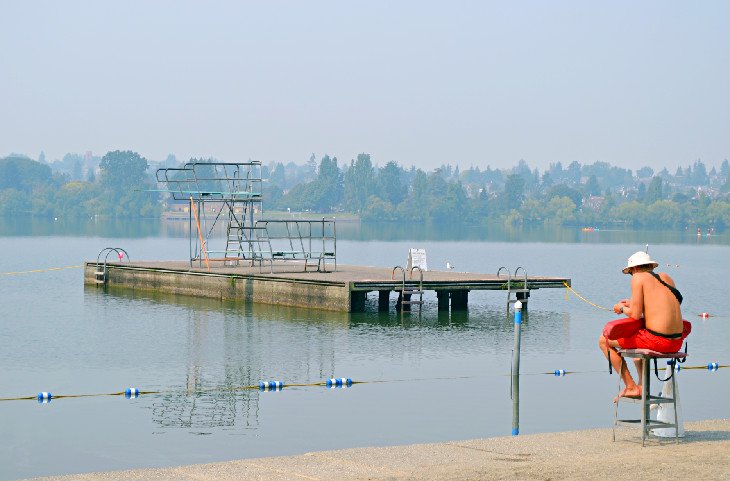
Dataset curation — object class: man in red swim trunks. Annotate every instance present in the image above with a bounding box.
[598,251,685,400]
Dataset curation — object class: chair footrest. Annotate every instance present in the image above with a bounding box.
[616,419,677,428]
[648,396,676,404]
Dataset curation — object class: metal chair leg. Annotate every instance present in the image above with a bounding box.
[641,358,650,446]
[613,355,624,442]
[672,368,679,444]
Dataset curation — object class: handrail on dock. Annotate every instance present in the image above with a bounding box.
[94,247,130,285]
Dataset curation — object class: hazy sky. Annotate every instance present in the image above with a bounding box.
[1,1,728,171]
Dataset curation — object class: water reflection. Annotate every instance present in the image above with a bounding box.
[3,217,728,245]
[86,285,571,434]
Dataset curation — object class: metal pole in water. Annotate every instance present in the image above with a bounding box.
[511,300,522,436]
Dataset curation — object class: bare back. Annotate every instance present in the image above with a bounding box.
[630,271,683,334]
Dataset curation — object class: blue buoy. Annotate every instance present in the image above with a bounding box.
[553,370,566,376]
[708,362,719,371]
[326,378,352,388]
[37,392,52,404]
[259,381,283,391]
[125,388,140,399]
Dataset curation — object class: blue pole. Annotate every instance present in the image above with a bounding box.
[511,300,522,436]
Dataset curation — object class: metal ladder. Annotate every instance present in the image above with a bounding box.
[95,247,130,286]
[497,266,529,313]
[392,266,424,314]
[223,203,250,266]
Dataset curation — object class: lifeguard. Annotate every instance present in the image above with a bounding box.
[598,251,689,401]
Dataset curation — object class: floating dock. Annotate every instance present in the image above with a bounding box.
[84,261,570,313]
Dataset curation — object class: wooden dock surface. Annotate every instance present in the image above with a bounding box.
[101,260,569,288]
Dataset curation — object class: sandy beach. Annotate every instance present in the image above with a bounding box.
[24,419,730,481]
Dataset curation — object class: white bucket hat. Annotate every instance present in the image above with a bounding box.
[622,251,659,274]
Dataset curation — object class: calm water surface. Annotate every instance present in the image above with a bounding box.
[1,220,728,480]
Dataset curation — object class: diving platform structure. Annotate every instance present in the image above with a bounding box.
[155,161,336,272]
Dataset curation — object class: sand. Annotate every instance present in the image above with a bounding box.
[23,419,730,481]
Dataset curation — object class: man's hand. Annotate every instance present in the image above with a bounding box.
[613,299,630,315]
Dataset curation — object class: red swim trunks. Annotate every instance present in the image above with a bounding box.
[617,329,684,353]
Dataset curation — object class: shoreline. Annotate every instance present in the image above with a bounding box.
[24,418,730,481]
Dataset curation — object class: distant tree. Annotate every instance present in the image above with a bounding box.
[548,162,564,183]
[431,181,468,222]
[0,156,53,192]
[378,161,405,205]
[585,175,601,196]
[269,162,286,187]
[566,161,582,184]
[692,159,708,185]
[473,186,491,219]
[645,177,663,204]
[38,151,46,163]
[361,195,397,221]
[306,153,317,179]
[637,166,654,179]
[314,155,343,211]
[612,201,647,227]
[99,150,149,194]
[98,150,159,217]
[646,200,683,228]
[547,184,583,209]
[541,171,554,191]
[545,196,577,224]
[501,174,525,211]
[706,201,730,229]
[164,154,178,167]
[721,159,730,180]
[343,154,376,212]
[521,198,544,223]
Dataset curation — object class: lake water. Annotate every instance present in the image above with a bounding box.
[1,220,728,480]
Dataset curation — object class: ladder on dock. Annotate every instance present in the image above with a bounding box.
[94,247,130,285]
[497,266,529,313]
[392,266,424,314]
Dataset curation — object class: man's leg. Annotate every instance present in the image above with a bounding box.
[634,358,643,385]
[599,335,641,399]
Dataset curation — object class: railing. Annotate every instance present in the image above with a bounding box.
[253,218,337,272]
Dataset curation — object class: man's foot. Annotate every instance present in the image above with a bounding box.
[613,385,642,403]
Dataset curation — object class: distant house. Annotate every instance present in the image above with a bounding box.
[585,195,605,211]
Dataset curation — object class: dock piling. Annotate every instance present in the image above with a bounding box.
[378,291,390,312]
[511,300,522,435]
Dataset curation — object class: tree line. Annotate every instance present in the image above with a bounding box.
[2,151,730,230]
[271,154,730,229]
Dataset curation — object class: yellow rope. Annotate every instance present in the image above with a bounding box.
[563,281,612,311]
[1,265,83,276]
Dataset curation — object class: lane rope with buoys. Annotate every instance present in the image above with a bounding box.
[2,364,727,404]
